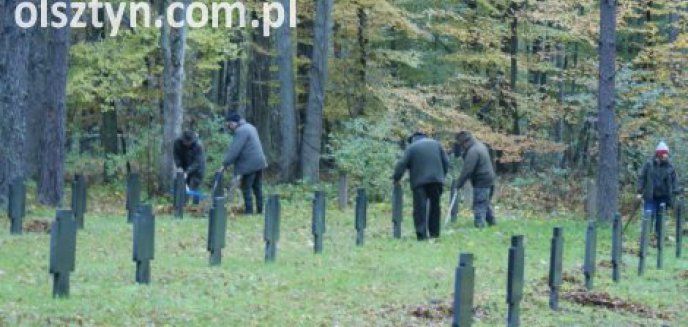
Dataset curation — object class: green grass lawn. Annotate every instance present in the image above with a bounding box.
[1,188,687,326]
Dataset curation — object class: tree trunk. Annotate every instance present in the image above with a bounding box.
[596,0,619,223]
[26,25,50,179]
[509,1,519,136]
[276,0,298,182]
[101,107,119,182]
[353,6,368,117]
[301,0,334,182]
[160,0,189,192]
[0,0,30,206]
[247,6,275,164]
[37,0,71,205]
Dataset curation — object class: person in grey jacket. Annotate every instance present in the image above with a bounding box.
[455,131,496,228]
[393,132,450,240]
[219,112,268,214]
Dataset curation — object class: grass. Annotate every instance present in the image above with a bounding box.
[1,186,687,326]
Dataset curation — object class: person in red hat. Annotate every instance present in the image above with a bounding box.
[637,141,681,232]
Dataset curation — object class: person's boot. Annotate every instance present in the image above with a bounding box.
[416,232,428,241]
[486,215,497,226]
[474,213,486,229]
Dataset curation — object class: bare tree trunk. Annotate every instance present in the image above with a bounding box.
[160,0,189,192]
[37,0,71,205]
[509,1,519,136]
[353,6,368,117]
[0,0,30,206]
[301,0,334,182]
[247,5,275,164]
[276,0,298,182]
[26,25,49,179]
[596,0,619,223]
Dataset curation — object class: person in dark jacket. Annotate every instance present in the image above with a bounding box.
[637,142,681,233]
[219,112,268,214]
[174,131,206,203]
[454,131,496,228]
[393,132,450,240]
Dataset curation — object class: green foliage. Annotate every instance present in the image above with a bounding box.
[328,118,400,201]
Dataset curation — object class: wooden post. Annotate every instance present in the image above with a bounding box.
[49,210,77,298]
[638,210,651,276]
[548,228,563,310]
[8,178,26,235]
[507,235,525,327]
[611,213,622,282]
[355,188,367,246]
[583,221,597,290]
[338,172,348,210]
[208,197,227,266]
[312,191,326,254]
[392,184,403,239]
[452,253,475,327]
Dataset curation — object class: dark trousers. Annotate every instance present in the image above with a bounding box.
[644,196,671,234]
[473,187,496,228]
[241,170,264,214]
[412,183,443,240]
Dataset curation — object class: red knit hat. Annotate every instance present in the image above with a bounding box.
[655,142,669,157]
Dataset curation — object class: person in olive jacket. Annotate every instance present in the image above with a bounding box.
[454,131,496,228]
[637,141,681,233]
[393,132,450,240]
[173,131,206,203]
[219,112,268,214]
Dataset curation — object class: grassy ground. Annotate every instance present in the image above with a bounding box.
[1,186,686,326]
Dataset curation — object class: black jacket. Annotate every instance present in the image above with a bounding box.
[637,158,680,201]
[173,137,206,176]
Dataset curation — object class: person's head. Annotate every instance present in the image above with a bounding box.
[181,131,196,147]
[455,131,473,151]
[407,131,427,144]
[226,112,242,131]
[655,141,669,162]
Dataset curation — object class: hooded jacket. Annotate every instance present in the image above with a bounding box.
[223,119,268,175]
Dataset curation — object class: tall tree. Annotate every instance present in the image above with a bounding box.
[247,3,275,164]
[0,0,30,206]
[276,0,298,182]
[160,0,190,192]
[37,0,71,205]
[596,0,619,222]
[301,0,334,182]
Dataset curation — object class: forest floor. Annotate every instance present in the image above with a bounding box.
[1,184,686,326]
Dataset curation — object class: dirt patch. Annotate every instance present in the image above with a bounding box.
[563,290,672,319]
[409,302,452,320]
[562,271,581,284]
[623,247,640,255]
[24,220,51,233]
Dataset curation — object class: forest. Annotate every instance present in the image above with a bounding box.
[1,0,687,214]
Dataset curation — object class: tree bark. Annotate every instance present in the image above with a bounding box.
[353,6,368,117]
[301,0,334,182]
[160,0,189,192]
[596,0,619,223]
[509,1,519,136]
[247,5,275,164]
[37,0,71,205]
[276,0,298,182]
[0,0,30,206]
[26,25,50,179]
